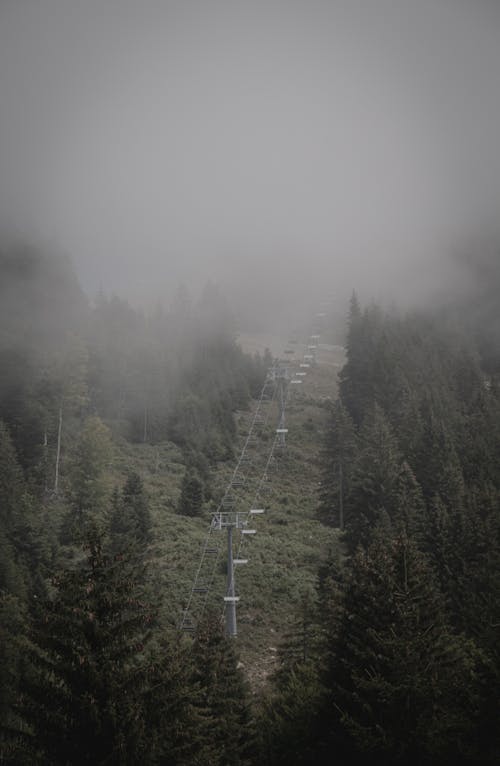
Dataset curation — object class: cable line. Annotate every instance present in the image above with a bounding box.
[179,304,330,638]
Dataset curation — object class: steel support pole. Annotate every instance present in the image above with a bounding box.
[278,374,286,446]
[225,525,237,637]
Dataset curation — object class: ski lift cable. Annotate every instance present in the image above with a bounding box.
[179,369,279,632]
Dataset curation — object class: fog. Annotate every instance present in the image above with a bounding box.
[1,0,499,326]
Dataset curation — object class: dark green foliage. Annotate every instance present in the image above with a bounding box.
[313,293,500,764]
[0,350,47,474]
[259,593,327,766]
[192,614,255,766]
[318,401,357,529]
[66,416,113,522]
[15,526,156,765]
[338,291,370,426]
[0,592,28,747]
[2,241,500,765]
[275,591,323,679]
[0,421,44,600]
[344,405,401,549]
[324,533,481,764]
[178,469,205,517]
[392,461,426,539]
[136,639,201,766]
[259,661,325,766]
[110,472,152,551]
[0,421,25,542]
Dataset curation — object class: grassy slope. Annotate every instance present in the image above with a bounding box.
[106,340,346,690]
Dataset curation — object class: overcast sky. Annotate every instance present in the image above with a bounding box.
[1,0,499,318]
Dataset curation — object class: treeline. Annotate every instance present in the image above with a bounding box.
[0,246,268,481]
[0,245,268,763]
[1,500,254,764]
[2,242,499,764]
[266,292,500,765]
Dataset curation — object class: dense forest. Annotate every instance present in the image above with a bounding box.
[0,245,499,764]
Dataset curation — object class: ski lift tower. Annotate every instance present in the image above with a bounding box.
[270,363,290,446]
[212,510,256,637]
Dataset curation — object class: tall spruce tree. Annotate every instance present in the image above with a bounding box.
[15,525,156,765]
[260,592,326,766]
[191,614,255,766]
[318,401,357,529]
[65,416,113,535]
[178,469,204,517]
[345,405,401,549]
[109,471,152,554]
[324,531,481,765]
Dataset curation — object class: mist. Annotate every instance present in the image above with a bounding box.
[1,0,500,325]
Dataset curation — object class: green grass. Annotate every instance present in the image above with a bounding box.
[103,343,345,689]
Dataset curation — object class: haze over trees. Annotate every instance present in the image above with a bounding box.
[1,2,500,762]
[0,244,498,763]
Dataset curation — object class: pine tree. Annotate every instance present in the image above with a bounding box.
[414,400,465,510]
[391,382,424,466]
[260,592,326,766]
[318,401,357,529]
[109,472,152,553]
[0,420,44,600]
[393,461,426,539]
[324,532,481,764]
[0,421,25,538]
[339,291,369,426]
[16,525,156,765]
[0,592,28,759]
[275,590,323,678]
[66,416,113,532]
[345,405,401,549]
[132,636,201,766]
[191,614,255,766]
[178,469,204,517]
[259,661,325,766]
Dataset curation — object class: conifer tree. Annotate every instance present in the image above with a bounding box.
[260,592,327,766]
[324,532,480,764]
[0,592,28,758]
[0,420,44,600]
[132,636,201,766]
[345,405,401,549]
[178,469,204,517]
[66,416,113,531]
[109,471,152,553]
[0,421,25,538]
[393,461,426,539]
[259,661,325,766]
[16,525,156,765]
[318,401,357,529]
[339,291,369,426]
[275,590,323,678]
[192,614,255,766]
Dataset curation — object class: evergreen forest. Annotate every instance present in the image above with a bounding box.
[0,246,499,765]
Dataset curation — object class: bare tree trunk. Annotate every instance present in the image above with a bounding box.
[54,404,63,493]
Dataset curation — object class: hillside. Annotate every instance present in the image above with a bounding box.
[109,339,346,689]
